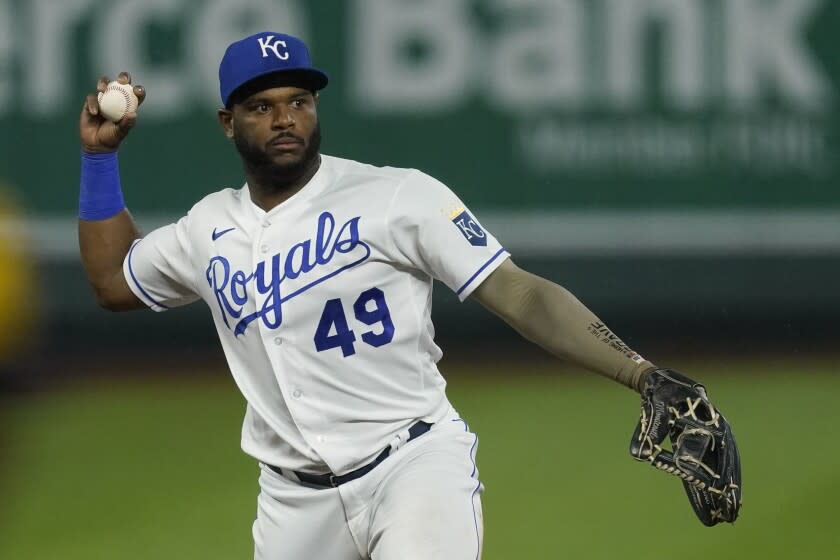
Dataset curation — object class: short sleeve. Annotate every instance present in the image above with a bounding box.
[387,171,509,301]
[122,215,201,311]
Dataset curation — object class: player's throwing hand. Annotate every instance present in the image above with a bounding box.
[79,71,145,153]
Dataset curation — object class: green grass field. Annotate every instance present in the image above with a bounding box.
[1,356,838,559]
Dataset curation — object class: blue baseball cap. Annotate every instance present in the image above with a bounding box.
[218,31,329,106]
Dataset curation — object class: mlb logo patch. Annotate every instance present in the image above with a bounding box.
[451,210,487,247]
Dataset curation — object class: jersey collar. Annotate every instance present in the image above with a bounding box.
[241,154,334,218]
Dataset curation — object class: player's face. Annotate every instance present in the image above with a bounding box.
[222,87,321,185]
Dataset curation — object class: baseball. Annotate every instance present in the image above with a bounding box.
[97,80,139,122]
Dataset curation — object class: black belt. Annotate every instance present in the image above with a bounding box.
[269,421,432,488]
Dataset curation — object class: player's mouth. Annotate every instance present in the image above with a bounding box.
[268,136,304,150]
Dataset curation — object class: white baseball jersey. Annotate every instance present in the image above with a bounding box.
[123,155,509,475]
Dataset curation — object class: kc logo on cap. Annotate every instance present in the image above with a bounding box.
[257,35,290,60]
[218,31,329,106]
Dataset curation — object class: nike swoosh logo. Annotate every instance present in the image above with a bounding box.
[212,227,236,241]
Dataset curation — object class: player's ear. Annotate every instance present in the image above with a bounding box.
[217,108,234,139]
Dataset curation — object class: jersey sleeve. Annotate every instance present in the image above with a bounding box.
[386,170,510,301]
[122,215,201,311]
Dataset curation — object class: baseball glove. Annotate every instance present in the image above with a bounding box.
[629,368,742,526]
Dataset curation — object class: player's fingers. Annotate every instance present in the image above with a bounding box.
[115,112,138,136]
[134,85,146,106]
[84,93,100,117]
[97,76,110,93]
[117,71,131,85]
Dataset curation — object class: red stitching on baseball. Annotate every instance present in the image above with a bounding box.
[106,84,132,117]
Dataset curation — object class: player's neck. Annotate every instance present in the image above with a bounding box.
[246,155,321,212]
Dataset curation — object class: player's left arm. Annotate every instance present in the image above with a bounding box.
[472,258,743,525]
[470,258,655,392]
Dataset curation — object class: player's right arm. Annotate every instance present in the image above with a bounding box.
[78,73,146,311]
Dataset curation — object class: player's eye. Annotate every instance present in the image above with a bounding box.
[291,98,306,109]
[249,102,270,113]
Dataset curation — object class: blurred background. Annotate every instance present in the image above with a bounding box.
[1,0,839,558]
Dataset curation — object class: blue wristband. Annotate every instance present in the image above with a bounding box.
[79,151,126,220]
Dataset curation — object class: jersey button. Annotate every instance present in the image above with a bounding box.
[260,244,269,253]
[274,337,282,346]
[262,220,271,228]
[292,389,302,398]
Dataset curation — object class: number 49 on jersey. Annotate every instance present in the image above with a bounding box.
[314,287,394,357]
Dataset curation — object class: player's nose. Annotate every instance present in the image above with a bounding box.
[271,107,295,128]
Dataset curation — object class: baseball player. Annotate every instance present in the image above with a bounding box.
[77,31,741,559]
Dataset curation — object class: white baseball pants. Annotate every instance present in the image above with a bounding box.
[252,414,484,559]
